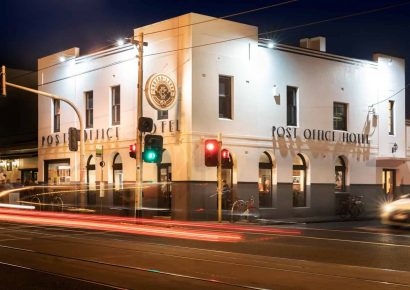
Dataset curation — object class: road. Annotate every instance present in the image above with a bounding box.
[0,210,408,289]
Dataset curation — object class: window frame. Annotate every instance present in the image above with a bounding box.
[286,86,298,127]
[85,91,94,129]
[333,102,348,131]
[388,100,395,135]
[218,75,233,120]
[111,85,121,126]
[53,99,60,133]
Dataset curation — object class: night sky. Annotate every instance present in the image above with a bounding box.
[1,0,410,142]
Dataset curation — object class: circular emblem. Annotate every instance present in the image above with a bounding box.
[145,74,177,111]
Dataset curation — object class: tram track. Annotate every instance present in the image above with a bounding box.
[0,222,409,289]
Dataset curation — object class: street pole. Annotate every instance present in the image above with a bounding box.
[217,133,222,223]
[135,32,144,214]
[4,78,86,184]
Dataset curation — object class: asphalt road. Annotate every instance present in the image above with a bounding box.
[0,212,408,290]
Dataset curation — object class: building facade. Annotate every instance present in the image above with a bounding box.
[37,13,408,220]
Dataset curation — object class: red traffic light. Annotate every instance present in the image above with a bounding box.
[221,148,232,167]
[205,139,219,167]
[129,144,136,159]
[221,149,229,159]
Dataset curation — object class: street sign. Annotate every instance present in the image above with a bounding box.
[96,144,103,158]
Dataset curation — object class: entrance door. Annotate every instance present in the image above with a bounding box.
[383,169,396,201]
[157,163,172,216]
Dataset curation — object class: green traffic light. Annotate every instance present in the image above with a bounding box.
[143,150,158,163]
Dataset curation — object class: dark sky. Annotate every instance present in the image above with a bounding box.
[1,0,409,114]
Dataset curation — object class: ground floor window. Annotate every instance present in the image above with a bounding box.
[44,159,70,185]
[113,153,123,190]
[292,154,307,207]
[221,151,233,210]
[86,155,96,188]
[259,152,273,207]
[335,156,346,192]
[383,169,396,201]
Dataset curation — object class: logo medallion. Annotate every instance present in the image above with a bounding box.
[145,74,177,111]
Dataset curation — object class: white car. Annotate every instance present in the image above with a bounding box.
[381,194,410,228]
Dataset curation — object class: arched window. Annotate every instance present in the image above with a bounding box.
[113,153,123,190]
[259,152,273,207]
[335,156,346,192]
[86,155,96,185]
[292,153,307,207]
[157,149,172,216]
[221,150,233,210]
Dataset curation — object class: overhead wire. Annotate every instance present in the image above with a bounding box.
[6,0,298,83]
[7,0,410,92]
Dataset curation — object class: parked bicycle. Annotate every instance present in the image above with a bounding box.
[230,195,260,223]
[338,194,365,220]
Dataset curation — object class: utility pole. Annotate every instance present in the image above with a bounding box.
[1,65,86,184]
[134,32,146,213]
[217,133,222,223]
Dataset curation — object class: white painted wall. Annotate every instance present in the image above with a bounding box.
[37,13,407,188]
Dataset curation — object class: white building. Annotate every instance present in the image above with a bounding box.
[37,13,408,220]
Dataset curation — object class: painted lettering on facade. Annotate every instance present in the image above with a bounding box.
[41,127,120,147]
[272,126,370,145]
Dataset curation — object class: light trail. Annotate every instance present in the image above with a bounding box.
[0,203,35,210]
[0,209,242,243]
[0,208,301,236]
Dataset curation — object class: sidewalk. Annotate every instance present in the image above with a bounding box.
[253,215,378,225]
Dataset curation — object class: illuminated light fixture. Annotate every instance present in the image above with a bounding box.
[392,142,398,153]
[117,39,125,46]
[267,41,275,49]
[59,56,66,62]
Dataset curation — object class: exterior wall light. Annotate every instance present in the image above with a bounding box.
[392,142,398,153]
[59,56,66,62]
[116,39,125,46]
[267,41,275,49]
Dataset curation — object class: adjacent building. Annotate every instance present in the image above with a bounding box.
[37,13,408,220]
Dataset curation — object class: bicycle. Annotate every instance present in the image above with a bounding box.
[338,194,365,220]
[230,195,260,223]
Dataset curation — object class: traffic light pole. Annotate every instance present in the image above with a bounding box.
[2,73,86,184]
[134,32,145,214]
[217,133,222,223]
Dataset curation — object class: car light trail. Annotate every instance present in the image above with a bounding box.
[0,203,35,210]
[0,209,242,242]
[0,208,300,236]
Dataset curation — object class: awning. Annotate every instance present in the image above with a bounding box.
[376,157,410,167]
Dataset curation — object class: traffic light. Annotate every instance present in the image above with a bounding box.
[205,139,219,167]
[129,144,136,159]
[143,134,163,163]
[1,65,6,96]
[68,127,79,152]
[138,117,153,132]
[221,148,231,167]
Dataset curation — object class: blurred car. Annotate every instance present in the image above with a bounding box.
[381,194,410,228]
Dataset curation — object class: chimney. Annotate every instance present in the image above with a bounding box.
[300,36,326,52]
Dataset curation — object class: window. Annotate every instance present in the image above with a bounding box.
[111,86,120,125]
[158,110,168,120]
[85,91,93,128]
[53,99,60,133]
[388,100,394,135]
[335,156,346,192]
[287,86,298,126]
[219,75,232,119]
[333,102,347,131]
[292,154,307,207]
[259,152,273,208]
